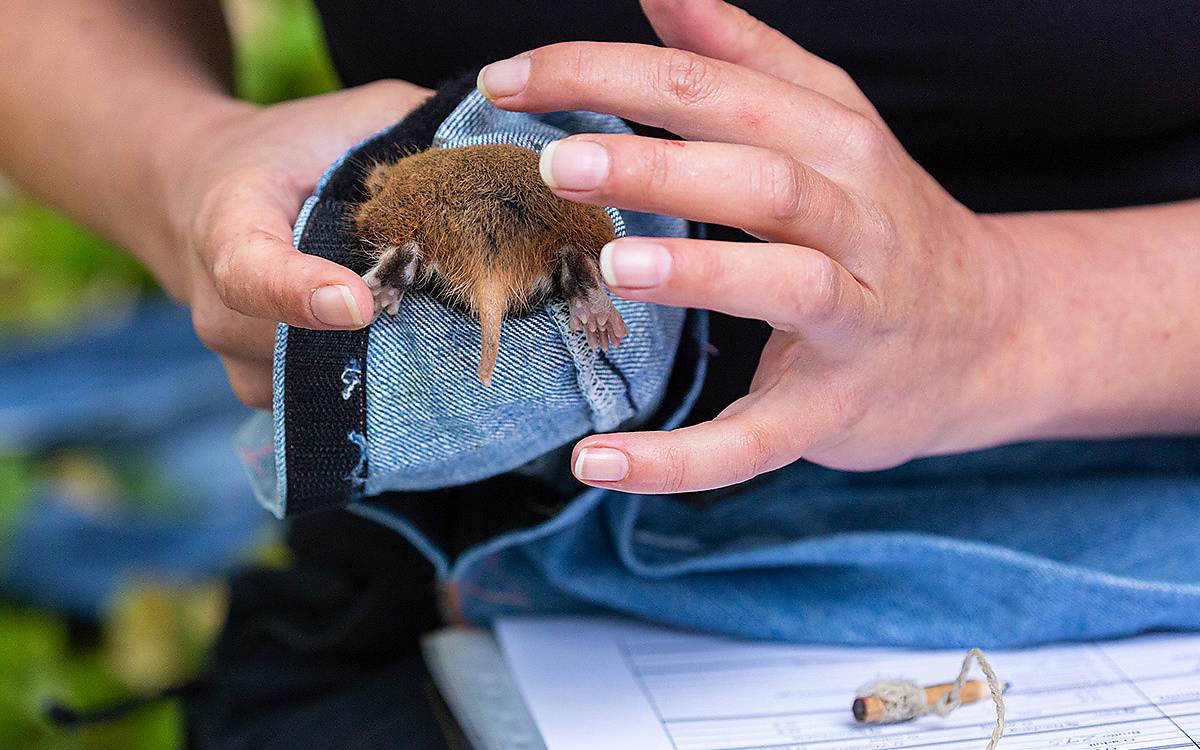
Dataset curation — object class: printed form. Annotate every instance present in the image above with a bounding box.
[494,616,1200,750]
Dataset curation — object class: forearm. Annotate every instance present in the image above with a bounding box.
[987,200,1200,443]
[0,0,248,296]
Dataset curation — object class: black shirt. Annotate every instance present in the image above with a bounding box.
[312,0,1200,421]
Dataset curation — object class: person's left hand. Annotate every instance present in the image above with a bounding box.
[478,0,1037,493]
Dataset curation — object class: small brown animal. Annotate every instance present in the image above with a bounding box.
[351,144,627,385]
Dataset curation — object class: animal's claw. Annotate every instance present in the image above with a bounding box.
[362,273,403,316]
[569,289,627,352]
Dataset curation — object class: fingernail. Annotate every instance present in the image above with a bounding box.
[477,55,531,98]
[574,447,630,482]
[310,285,364,327]
[539,140,609,191]
[600,241,672,289]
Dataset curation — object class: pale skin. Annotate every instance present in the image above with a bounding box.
[2,0,1198,495]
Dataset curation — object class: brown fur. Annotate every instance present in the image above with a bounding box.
[351,144,624,384]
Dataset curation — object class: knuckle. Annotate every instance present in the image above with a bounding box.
[778,255,843,324]
[658,49,722,107]
[194,171,265,298]
[272,253,312,319]
[804,256,846,321]
[825,382,867,429]
[209,244,239,303]
[214,227,292,318]
[641,139,678,193]
[823,62,858,92]
[839,113,889,161]
[761,155,810,225]
[654,442,690,494]
[759,155,844,238]
[758,155,865,252]
[729,4,765,40]
[732,422,777,483]
[192,305,230,353]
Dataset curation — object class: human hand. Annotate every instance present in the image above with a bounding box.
[152,81,431,407]
[479,0,1034,492]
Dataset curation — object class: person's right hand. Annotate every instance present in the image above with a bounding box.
[150,81,432,407]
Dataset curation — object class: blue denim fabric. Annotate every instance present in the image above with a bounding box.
[252,91,691,513]
[364,435,1200,648]
[364,92,688,494]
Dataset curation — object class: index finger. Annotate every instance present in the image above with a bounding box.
[477,42,870,171]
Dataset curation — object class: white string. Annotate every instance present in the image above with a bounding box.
[855,647,1005,750]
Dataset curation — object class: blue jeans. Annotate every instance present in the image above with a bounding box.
[362,435,1200,648]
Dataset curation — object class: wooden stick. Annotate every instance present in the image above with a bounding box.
[853,679,992,724]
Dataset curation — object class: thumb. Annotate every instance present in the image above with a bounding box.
[639,0,876,117]
[203,184,374,330]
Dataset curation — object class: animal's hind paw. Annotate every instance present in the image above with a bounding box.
[569,288,628,351]
[361,241,419,317]
[369,281,404,316]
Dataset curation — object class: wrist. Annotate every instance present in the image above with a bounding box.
[957,211,1113,450]
[934,212,1067,454]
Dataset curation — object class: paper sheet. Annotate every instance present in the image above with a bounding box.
[495,616,1200,750]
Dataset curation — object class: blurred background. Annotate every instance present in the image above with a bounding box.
[0,2,339,747]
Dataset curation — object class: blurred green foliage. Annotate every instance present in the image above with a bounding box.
[0,604,182,750]
[230,0,342,105]
[0,201,153,338]
[0,1,339,747]
[0,455,34,561]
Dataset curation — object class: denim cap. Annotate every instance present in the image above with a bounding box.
[238,73,699,518]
